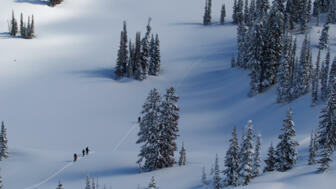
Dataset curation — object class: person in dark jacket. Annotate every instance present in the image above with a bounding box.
[138,116,141,123]
[74,153,78,162]
[82,149,85,157]
[85,146,89,155]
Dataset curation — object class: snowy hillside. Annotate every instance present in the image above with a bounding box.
[0,0,335,188]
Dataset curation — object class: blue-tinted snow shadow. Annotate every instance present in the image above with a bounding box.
[72,68,137,83]
[0,32,21,39]
[15,0,49,5]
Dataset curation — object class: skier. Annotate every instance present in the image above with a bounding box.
[74,153,78,162]
[138,116,141,123]
[82,149,85,157]
[86,146,89,155]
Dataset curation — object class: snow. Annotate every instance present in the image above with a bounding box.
[0,0,336,188]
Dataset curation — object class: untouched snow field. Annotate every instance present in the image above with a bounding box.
[0,0,336,188]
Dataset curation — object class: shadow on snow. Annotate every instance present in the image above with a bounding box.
[15,0,49,5]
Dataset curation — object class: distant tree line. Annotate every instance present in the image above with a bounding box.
[8,11,35,39]
[115,19,161,81]
[202,108,299,187]
[203,0,227,25]
[50,0,63,7]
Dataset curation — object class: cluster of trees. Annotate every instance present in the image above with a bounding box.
[50,0,63,7]
[308,92,336,172]
[8,11,35,39]
[115,19,161,80]
[233,0,336,102]
[203,0,226,25]
[137,87,182,171]
[0,121,8,161]
[202,108,299,188]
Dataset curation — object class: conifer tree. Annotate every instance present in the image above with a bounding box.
[203,0,212,25]
[220,4,226,25]
[202,166,208,186]
[134,32,143,80]
[233,0,238,24]
[0,174,3,189]
[9,10,18,37]
[321,50,331,101]
[85,174,91,189]
[178,142,186,166]
[159,87,179,167]
[137,89,162,171]
[56,180,63,189]
[223,127,239,187]
[236,0,244,24]
[249,0,257,25]
[149,34,160,76]
[252,134,261,177]
[213,154,222,189]
[115,22,129,79]
[236,23,247,68]
[327,0,336,24]
[127,40,135,78]
[243,0,249,24]
[312,50,321,106]
[319,24,329,50]
[275,108,299,172]
[263,143,276,172]
[308,130,317,165]
[147,177,157,189]
[316,93,336,172]
[20,13,24,36]
[328,57,336,97]
[238,120,254,185]
[317,6,321,26]
[0,121,8,160]
[256,0,270,19]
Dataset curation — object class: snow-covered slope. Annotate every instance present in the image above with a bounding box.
[0,0,335,188]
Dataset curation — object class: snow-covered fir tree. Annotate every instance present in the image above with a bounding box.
[92,178,96,189]
[328,57,336,97]
[275,108,299,172]
[233,0,238,24]
[56,180,63,189]
[202,166,208,186]
[115,21,128,79]
[294,35,312,98]
[0,121,8,160]
[256,0,270,19]
[300,0,311,33]
[85,174,91,189]
[263,143,276,172]
[238,120,254,185]
[147,176,157,189]
[203,0,212,25]
[308,130,317,165]
[249,0,257,25]
[312,50,321,106]
[327,0,336,24]
[134,32,143,80]
[140,19,152,80]
[236,0,244,24]
[160,87,180,167]
[252,134,261,177]
[213,154,222,189]
[220,4,226,25]
[178,142,186,166]
[9,10,18,37]
[321,50,331,101]
[127,40,135,78]
[149,34,160,76]
[137,88,162,171]
[243,0,249,25]
[319,24,329,50]
[316,93,336,172]
[236,22,248,68]
[223,127,239,187]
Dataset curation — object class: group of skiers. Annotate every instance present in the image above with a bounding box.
[73,146,90,162]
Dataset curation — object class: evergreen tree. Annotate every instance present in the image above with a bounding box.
[9,10,18,37]
[316,93,336,172]
[203,0,212,25]
[178,142,186,166]
[127,40,135,78]
[115,22,129,79]
[202,166,208,186]
[220,4,226,25]
[317,6,321,26]
[137,89,162,171]
[149,34,160,76]
[236,23,248,68]
[321,50,331,101]
[308,130,317,165]
[236,0,244,24]
[256,0,270,19]
[328,0,336,24]
[160,87,179,167]
[263,143,276,172]
[233,0,238,24]
[328,57,336,97]
[300,0,311,33]
[56,180,63,189]
[147,177,157,189]
[319,24,329,50]
[85,174,91,189]
[312,50,321,106]
[243,0,249,24]
[50,0,63,7]
[252,134,261,177]
[275,108,299,172]
[238,120,254,185]
[223,127,239,187]
[134,32,143,80]
[249,0,257,25]
[20,13,24,36]
[213,154,222,189]
[0,174,2,189]
[0,121,8,160]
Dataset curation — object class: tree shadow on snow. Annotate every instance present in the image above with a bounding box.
[0,32,22,39]
[15,0,49,6]
[73,68,116,80]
